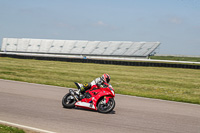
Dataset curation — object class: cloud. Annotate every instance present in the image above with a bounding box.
[93,21,117,31]
[94,21,108,27]
[169,17,183,24]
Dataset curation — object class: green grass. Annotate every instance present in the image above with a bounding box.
[0,57,200,104]
[150,56,200,62]
[0,125,25,133]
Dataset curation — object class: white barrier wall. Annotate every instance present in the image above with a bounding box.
[1,38,160,57]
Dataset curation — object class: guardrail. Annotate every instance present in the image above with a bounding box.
[0,52,199,69]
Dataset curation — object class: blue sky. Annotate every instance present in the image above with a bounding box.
[0,0,200,55]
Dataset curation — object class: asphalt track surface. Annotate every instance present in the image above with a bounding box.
[0,79,200,133]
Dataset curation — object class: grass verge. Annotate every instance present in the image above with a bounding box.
[0,57,200,104]
[0,124,25,133]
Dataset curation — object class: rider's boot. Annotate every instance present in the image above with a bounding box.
[79,83,91,99]
[79,86,85,99]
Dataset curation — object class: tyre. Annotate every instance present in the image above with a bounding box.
[62,93,76,108]
[97,98,115,113]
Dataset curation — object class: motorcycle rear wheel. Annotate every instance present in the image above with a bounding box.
[62,93,76,108]
[97,98,115,113]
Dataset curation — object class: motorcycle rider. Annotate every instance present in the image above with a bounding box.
[80,73,111,94]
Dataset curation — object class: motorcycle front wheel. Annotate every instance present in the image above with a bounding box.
[62,93,76,108]
[97,98,115,113]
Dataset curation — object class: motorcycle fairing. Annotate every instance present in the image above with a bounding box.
[62,82,115,113]
[76,85,114,110]
[75,101,95,110]
[105,96,113,103]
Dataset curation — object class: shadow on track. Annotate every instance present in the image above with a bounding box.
[62,107,116,114]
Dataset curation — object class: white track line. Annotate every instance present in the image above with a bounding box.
[0,120,56,133]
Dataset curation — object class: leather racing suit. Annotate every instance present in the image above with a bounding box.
[80,77,104,93]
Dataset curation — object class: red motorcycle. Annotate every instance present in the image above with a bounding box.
[62,82,115,113]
